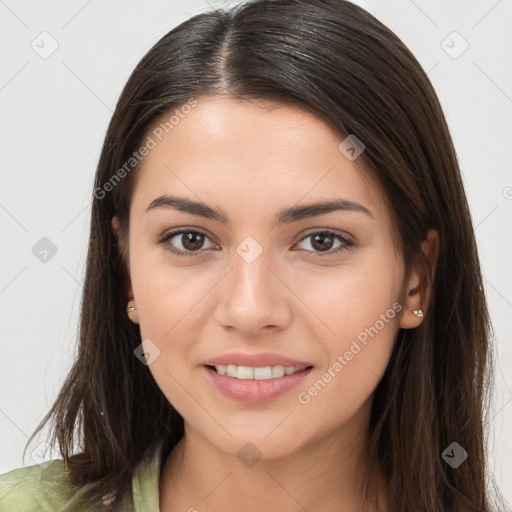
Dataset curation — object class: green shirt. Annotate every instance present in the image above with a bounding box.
[0,442,163,511]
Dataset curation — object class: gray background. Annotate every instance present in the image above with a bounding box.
[1,0,511,504]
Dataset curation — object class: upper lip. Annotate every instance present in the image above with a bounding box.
[202,351,313,368]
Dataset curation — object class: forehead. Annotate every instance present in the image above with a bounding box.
[144,95,344,163]
[130,96,387,226]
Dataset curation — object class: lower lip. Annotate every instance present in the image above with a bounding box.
[202,365,313,403]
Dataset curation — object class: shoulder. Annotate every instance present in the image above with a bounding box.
[0,441,164,512]
[0,459,90,512]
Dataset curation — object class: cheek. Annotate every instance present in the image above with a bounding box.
[291,250,402,412]
[128,246,225,404]
[291,248,402,343]
[132,266,210,375]
[130,262,208,416]
[291,300,400,452]
[129,232,211,336]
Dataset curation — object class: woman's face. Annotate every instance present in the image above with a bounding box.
[120,96,419,460]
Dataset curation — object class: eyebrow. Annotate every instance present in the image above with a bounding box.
[145,194,374,224]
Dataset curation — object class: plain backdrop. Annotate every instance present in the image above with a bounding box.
[1,0,511,504]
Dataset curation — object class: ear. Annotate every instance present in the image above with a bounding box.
[112,215,139,324]
[399,229,439,329]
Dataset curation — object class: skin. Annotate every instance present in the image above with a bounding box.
[112,96,438,512]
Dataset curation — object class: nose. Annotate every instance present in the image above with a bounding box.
[213,248,293,337]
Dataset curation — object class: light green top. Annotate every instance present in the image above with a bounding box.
[0,442,164,511]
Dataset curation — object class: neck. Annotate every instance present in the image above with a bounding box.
[159,403,388,512]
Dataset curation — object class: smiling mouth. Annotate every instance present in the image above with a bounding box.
[206,364,314,380]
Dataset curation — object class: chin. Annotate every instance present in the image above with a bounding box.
[208,431,300,462]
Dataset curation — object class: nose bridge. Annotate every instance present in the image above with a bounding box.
[230,241,275,304]
[215,238,290,333]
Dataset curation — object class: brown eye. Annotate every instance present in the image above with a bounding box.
[295,229,354,258]
[160,229,216,257]
[310,233,335,252]
[180,232,205,251]
[159,228,353,259]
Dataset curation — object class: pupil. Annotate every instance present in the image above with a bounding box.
[312,234,333,251]
[183,232,204,250]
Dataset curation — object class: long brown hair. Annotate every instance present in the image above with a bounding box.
[24,0,505,510]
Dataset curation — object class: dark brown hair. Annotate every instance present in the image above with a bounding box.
[24,0,505,510]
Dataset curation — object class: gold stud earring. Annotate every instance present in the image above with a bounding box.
[412,309,424,317]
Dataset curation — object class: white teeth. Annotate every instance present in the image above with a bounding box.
[212,364,304,380]
[236,366,253,380]
[272,365,285,378]
[254,367,272,380]
[226,365,237,377]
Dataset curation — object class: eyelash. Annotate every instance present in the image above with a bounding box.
[158,228,355,259]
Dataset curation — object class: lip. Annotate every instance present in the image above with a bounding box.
[201,365,313,403]
[202,351,312,368]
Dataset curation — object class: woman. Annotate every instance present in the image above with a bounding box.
[0,0,506,510]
